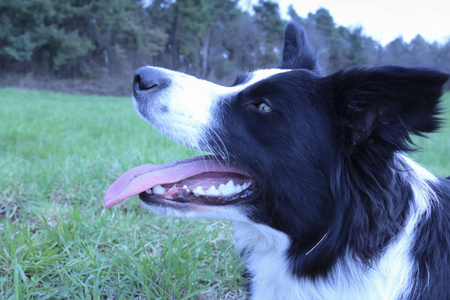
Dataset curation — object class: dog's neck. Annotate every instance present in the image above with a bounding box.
[233,221,293,299]
[232,219,416,300]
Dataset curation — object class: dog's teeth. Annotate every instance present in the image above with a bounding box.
[205,185,220,196]
[146,189,153,194]
[220,181,235,196]
[225,180,234,189]
[153,185,165,195]
[192,181,252,197]
[242,182,251,190]
[183,185,190,192]
[193,186,205,195]
[218,183,226,193]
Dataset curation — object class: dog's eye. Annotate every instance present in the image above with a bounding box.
[257,103,273,113]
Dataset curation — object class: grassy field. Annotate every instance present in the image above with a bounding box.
[0,88,449,299]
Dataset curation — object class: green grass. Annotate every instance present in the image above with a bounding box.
[0,88,449,299]
[410,93,450,176]
[0,89,244,299]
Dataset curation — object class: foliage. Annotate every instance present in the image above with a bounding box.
[253,0,285,67]
[0,0,93,70]
[0,0,449,88]
[0,0,167,77]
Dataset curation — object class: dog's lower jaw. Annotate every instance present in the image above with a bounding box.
[140,200,251,222]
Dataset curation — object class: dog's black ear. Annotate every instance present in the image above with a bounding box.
[329,66,449,151]
[281,22,318,71]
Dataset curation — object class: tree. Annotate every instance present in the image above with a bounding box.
[253,0,285,67]
[382,37,409,65]
[220,12,264,75]
[408,34,433,66]
[0,0,93,74]
[0,0,168,77]
[198,0,241,78]
[147,0,243,81]
[79,0,167,75]
[347,27,368,66]
[1,0,448,91]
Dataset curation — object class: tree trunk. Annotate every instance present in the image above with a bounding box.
[170,6,179,70]
[201,27,212,79]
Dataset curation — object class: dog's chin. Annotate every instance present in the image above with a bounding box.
[138,186,258,221]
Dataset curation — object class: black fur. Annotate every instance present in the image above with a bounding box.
[281,22,319,72]
[206,23,450,296]
[409,179,450,299]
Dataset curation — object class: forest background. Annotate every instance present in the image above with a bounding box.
[1,0,450,95]
[1,1,450,298]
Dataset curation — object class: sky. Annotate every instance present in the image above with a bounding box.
[249,0,450,46]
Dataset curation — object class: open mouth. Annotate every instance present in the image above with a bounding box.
[104,155,256,208]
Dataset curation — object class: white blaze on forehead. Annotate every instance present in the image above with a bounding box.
[245,69,291,86]
[226,68,291,94]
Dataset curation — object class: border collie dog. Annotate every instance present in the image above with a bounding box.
[105,23,450,299]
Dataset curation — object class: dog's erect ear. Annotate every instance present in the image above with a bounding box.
[280,22,318,71]
[329,66,449,151]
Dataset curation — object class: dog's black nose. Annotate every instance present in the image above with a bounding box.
[133,66,170,97]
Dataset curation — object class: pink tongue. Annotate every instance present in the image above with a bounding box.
[104,155,250,208]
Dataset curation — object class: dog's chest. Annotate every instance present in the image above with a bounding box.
[232,221,413,300]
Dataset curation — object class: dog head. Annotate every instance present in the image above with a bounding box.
[105,23,448,271]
